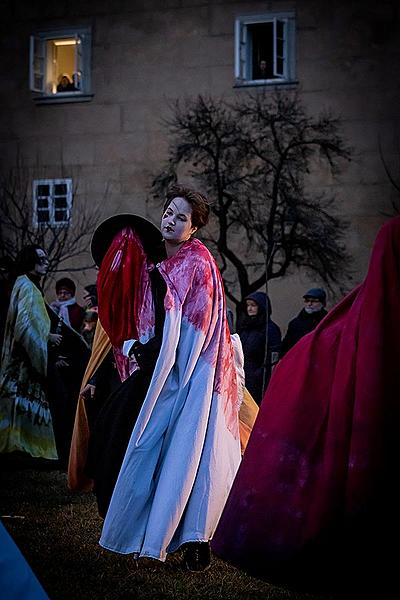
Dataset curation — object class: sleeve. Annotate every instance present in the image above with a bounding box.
[280,321,295,358]
[13,281,50,377]
[122,339,137,357]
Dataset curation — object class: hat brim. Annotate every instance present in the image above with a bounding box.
[91,213,164,267]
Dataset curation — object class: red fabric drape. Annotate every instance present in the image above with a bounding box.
[97,227,146,347]
[212,217,400,586]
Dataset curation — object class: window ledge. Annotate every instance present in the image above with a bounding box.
[234,80,299,89]
[33,93,94,105]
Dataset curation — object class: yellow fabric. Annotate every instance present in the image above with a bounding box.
[0,275,57,459]
[68,320,111,491]
[238,387,259,454]
[68,321,259,488]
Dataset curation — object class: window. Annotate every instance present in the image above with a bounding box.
[33,179,72,226]
[235,13,296,85]
[29,27,92,102]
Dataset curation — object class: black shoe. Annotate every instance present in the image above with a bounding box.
[184,542,211,572]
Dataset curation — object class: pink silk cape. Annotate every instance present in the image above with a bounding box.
[99,237,241,560]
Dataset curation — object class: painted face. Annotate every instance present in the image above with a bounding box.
[246,299,259,317]
[161,197,197,244]
[57,287,73,301]
[32,248,49,277]
[303,298,323,314]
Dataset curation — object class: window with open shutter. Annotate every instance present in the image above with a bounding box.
[73,32,83,90]
[29,27,92,103]
[273,19,286,78]
[29,36,45,93]
[234,13,295,86]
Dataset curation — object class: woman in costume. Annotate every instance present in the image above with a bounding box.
[212,216,400,594]
[72,185,242,571]
[0,245,60,460]
[68,302,257,497]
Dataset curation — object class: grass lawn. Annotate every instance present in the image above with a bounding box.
[0,455,331,600]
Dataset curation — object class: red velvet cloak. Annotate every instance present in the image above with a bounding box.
[212,217,400,587]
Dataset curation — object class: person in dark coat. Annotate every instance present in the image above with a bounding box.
[280,287,328,358]
[47,278,89,467]
[238,292,281,405]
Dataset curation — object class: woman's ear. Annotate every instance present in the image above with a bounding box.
[191,226,198,236]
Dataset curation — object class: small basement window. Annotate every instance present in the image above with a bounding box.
[29,27,92,103]
[235,13,296,85]
[33,179,72,226]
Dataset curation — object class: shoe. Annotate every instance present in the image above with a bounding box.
[184,542,211,572]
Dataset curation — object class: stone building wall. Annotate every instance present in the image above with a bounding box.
[0,0,398,328]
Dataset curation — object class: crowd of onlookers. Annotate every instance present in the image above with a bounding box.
[0,244,329,469]
[236,286,327,405]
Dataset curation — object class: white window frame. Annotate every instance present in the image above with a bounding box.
[29,26,92,103]
[33,179,73,227]
[234,12,296,85]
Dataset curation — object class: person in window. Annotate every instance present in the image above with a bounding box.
[280,288,328,357]
[56,73,76,92]
[257,58,269,79]
[0,245,61,460]
[237,292,281,405]
[81,185,241,572]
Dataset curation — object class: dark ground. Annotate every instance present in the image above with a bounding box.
[0,453,375,600]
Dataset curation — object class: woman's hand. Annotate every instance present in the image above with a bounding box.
[49,333,62,346]
[81,384,96,399]
[56,356,69,368]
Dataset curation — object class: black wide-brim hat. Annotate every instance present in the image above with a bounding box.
[91,213,164,267]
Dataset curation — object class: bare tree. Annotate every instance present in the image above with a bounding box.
[0,164,102,287]
[379,138,400,214]
[152,91,353,307]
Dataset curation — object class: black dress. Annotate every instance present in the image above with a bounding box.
[85,268,166,518]
[46,309,91,467]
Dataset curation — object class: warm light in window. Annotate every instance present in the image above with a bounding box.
[53,39,76,46]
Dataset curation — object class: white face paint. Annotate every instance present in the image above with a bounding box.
[161,197,197,245]
[30,248,49,277]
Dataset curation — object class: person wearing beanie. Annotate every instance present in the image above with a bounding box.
[238,291,281,405]
[50,277,85,332]
[280,287,328,357]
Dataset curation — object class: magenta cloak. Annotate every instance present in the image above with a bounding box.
[212,217,400,589]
